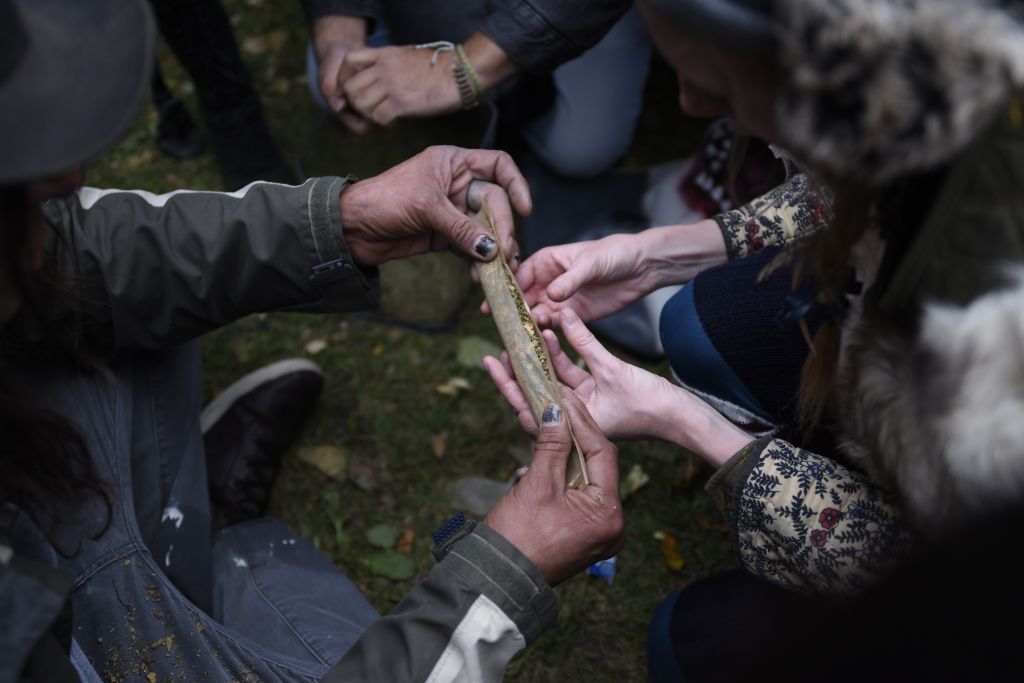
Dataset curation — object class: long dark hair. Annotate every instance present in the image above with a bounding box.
[0,185,109,540]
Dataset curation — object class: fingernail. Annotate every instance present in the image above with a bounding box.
[542,404,562,425]
[562,308,578,326]
[516,466,530,478]
[474,235,496,258]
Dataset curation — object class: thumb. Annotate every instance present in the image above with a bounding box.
[344,48,378,70]
[430,201,500,262]
[547,259,592,301]
[528,403,571,486]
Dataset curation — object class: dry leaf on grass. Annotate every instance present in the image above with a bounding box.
[296,445,348,482]
[653,530,685,571]
[396,528,415,555]
[431,433,448,459]
[305,338,328,355]
[436,377,471,396]
[619,463,650,502]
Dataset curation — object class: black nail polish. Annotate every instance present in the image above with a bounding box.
[542,404,562,425]
[474,235,496,258]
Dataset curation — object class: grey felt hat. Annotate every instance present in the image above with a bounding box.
[0,0,155,184]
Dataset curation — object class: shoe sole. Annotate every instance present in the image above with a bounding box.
[200,358,324,435]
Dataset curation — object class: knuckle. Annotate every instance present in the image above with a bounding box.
[602,514,625,545]
[447,217,474,244]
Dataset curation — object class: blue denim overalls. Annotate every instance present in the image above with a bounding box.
[27,343,378,681]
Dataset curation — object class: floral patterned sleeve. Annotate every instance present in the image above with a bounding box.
[706,438,912,596]
[713,174,832,260]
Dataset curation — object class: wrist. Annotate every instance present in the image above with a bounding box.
[462,31,519,91]
[651,381,754,467]
[638,219,729,288]
[338,179,374,265]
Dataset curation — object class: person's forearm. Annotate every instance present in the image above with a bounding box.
[312,15,367,60]
[636,219,730,289]
[462,31,520,91]
[40,179,380,351]
[323,524,557,682]
[643,378,754,467]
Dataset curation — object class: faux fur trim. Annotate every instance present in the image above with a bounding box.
[836,269,1024,530]
[777,0,1024,183]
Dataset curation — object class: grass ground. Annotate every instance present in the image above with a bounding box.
[87,1,737,679]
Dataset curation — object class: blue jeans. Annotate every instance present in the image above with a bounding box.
[28,343,377,681]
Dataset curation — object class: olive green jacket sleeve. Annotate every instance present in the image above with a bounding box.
[39,178,380,351]
[323,524,559,683]
[713,174,833,261]
[707,438,913,596]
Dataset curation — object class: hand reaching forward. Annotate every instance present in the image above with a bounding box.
[485,308,679,440]
[507,234,656,327]
[484,308,754,465]
[494,220,730,326]
[340,146,531,267]
[485,390,623,586]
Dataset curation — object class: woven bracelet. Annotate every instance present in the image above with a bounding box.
[414,40,482,110]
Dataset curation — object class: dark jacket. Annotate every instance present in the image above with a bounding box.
[300,0,631,74]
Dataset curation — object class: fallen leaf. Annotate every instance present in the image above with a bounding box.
[232,342,251,363]
[267,29,288,50]
[372,344,385,356]
[456,336,502,369]
[366,524,399,549]
[436,376,472,396]
[431,433,448,459]
[619,463,650,502]
[367,550,415,580]
[296,445,348,481]
[653,530,685,571]
[349,460,377,491]
[673,455,704,493]
[241,35,267,55]
[396,528,415,555]
[147,673,157,683]
[305,338,328,355]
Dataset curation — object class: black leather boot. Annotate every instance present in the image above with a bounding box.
[201,358,324,530]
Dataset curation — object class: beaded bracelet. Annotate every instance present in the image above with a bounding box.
[414,40,483,110]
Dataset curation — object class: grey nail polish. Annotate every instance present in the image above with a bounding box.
[542,404,562,425]
[474,235,496,258]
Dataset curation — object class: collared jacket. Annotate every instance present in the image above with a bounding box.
[300,0,631,74]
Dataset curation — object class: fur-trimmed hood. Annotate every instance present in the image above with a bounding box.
[777,0,1024,184]
[836,269,1024,530]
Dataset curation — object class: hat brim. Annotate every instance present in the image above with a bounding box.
[0,0,155,184]
[645,0,777,54]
